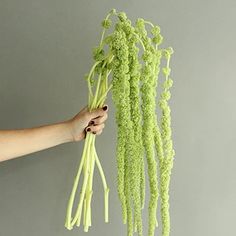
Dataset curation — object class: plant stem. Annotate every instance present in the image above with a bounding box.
[64,133,91,230]
[87,61,102,98]
[70,133,93,226]
[85,136,96,228]
[97,83,113,107]
[94,142,109,222]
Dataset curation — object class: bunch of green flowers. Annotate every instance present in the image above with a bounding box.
[64,9,175,236]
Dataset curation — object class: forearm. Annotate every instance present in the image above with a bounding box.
[0,121,73,162]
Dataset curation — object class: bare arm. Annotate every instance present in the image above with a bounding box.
[0,105,108,162]
[0,121,73,162]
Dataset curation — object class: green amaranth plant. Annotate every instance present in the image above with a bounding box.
[64,9,175,236]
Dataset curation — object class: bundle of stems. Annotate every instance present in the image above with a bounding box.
[64,35,114,232]
[64,9,175,236]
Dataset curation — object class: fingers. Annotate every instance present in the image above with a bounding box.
[87,104,108,120]
[95,129,103,136]
[89,112,108,125]
[84,104,108,136]
[86,123,105,135]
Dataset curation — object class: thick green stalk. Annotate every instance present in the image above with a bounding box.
[64,132,91,230]
[71,134,93,226]
[84,136,95,230]
[94,142,110,222]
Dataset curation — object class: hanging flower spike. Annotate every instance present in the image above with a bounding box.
[123,20,132,35]
[142,50,153,63]
[123,20,145,236]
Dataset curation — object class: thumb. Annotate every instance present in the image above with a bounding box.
[88,105,108,120]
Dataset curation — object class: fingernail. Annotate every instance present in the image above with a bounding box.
[102,105,108,111]
[87,128,91,132]
[89,120,94,125]
[92,131,96,134]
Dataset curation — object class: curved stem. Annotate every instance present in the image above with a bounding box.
[144,20,154,27]
[99,12,115,46]
[64,134,90,230]
[91,72,102,109]
[96,83,113,107]
[87,61,102,98]
[83,198,87,227]
[94,142,109,222]
[133,32,146,51]
[85,135,96,229]
[71,133,93,226]
[166,58,170,80]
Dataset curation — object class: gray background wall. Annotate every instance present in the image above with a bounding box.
[0,0,236,236]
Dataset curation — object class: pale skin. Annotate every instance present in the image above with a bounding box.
[0,104,108,162]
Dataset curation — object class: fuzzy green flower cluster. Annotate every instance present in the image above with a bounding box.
[157,47,175,236]
[64,9,175,236]
[110,18,146,236]
[111,27,136,236]
[135,20,160,236]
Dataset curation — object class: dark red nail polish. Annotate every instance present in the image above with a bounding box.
[92,132,96,134]
[89,120,94,125]
[103,105,108,111]
[87,128,91,132]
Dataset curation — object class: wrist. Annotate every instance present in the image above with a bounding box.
[60,120,75,143]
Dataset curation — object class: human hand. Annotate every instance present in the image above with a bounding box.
[68,104,109,142]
